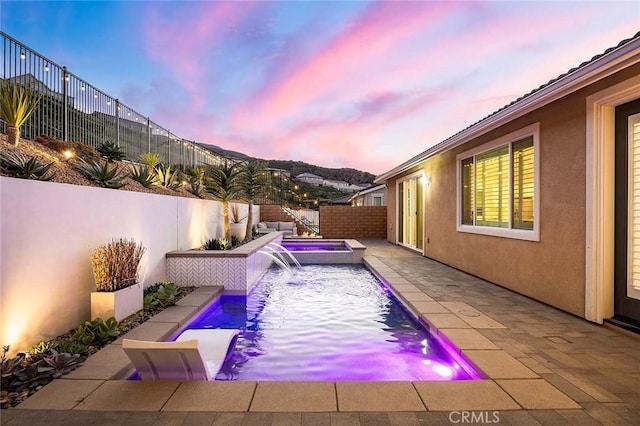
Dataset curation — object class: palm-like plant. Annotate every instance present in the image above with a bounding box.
[0,80,41,146]
[205,161,243,240]
[237,160,267,238]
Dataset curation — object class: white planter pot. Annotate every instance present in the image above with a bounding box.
[229,222,246,241]
[91,284,143,321]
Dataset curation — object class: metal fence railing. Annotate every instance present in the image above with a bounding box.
[282,206,320,234]
[0,31,225,170]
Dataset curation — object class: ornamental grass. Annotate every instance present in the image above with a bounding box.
[90,238,145,292]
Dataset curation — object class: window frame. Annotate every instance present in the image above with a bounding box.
[456,123,540,241]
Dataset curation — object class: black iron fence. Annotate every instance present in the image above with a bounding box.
[0,32,225,170]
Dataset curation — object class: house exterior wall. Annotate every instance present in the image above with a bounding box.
[320,206,387,239]
[385,64,640,318]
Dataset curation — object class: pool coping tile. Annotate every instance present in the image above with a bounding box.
[413,380,521,411]
[462,350,539,379]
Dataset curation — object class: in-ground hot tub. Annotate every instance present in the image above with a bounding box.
[279,239,365,264]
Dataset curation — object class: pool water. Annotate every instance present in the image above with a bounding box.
[184,265,478,381]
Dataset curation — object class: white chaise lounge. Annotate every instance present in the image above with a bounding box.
[122,329,239,381]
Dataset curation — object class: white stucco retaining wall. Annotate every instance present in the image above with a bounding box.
[0,177,259,353]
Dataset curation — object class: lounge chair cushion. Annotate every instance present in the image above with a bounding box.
[278,222,295,231]
[122,329,239,381]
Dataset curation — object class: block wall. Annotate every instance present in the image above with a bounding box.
[319,206,387,239]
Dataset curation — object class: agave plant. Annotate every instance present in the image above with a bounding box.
[74,158,125,189]
[0,151,55,181]
[203,237,231,250]
[97,140,125,162]
[154,163,182,190]
[0,80,41,146]
[129,163,157,188]
[40,350,85,379]
[139,152,160,173]
[187,167,206,198]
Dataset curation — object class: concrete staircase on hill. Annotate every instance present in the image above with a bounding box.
[259,205,316,235]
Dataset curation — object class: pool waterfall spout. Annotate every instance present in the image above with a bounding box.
[257,250,293,275]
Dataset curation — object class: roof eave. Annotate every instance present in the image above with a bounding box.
[374,37,640,184]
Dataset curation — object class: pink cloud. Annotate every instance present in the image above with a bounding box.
[142,2,260,107]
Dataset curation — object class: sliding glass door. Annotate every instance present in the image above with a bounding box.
[397,173,424,251]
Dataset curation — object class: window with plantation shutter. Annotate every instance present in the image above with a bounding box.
[628,113,640,293]
[475,146,509,228]
[457,124,539,241]
[513,137,534,230]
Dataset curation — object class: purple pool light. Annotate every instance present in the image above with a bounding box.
[182,265,480,381]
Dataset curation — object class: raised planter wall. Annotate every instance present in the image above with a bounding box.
[90,285,144,321]
[0,177,259,354]
[166,232,283,293]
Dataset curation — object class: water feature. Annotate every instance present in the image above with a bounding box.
[256,250,292,275]
[265,243,302,268]
[181,264,480,381]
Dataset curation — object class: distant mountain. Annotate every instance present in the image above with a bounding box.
[196,143,252,161]
[266,160,375,184]
[197,143,376,184]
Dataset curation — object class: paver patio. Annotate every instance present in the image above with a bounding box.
[2,240,640,425]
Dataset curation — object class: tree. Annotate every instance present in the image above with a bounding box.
[205,161,243,240]
[237,160,267,238]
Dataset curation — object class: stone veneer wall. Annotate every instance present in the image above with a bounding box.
[166,232,283,293]
[319,206,387,239]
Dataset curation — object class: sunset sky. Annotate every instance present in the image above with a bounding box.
[2,1,638,174]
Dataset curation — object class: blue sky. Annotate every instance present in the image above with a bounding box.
[2,1,639,173]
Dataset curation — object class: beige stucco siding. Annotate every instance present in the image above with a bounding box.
[385,64,640,318]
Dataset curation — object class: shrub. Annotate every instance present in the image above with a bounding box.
[0,345,85,400]
[97,140,125,162]
[154,163,182,190]
[72,317,121,346]
[129,164,157,188]
[52,340,88,356]
[203,238,231,250]
[74,158,126,189]
[144,282,182,311]
[90,238,145,292]
[0,151,55,181]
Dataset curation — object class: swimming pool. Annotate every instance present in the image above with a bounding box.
[181,265,479,381]
[280,241,347,251]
